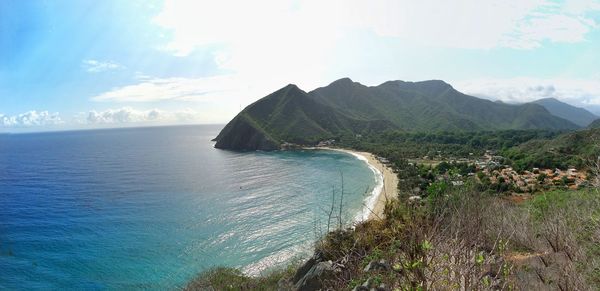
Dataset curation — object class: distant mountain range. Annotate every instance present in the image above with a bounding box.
[214,78,579,150]
[531,98,598,127]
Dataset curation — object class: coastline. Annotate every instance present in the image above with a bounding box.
[306,147,399,221]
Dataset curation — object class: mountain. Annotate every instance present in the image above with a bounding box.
[589,119,600,129]
[532,98,598,127]
[215,78,579,150]
[213,84,393,150]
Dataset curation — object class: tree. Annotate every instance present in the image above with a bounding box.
[537,173,547,183]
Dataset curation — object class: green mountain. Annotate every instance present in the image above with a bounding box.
[589,119,600,129]
[504,127,600,170]
[532,98,598,127]
[215,79,579,150]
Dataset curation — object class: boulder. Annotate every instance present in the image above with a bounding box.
[363,259,390,272]
[292,253,334,291]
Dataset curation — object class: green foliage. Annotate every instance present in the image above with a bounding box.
[537,173,547,182]
[426,181,449,215]
[589,119,600,129]
[421,240,433,252]
[525,189,600,286]
[529,190,583,220]
[340,129,563,159]
[504,128,600,171]
[185,266,296,290]
[475,252,485,265]
[427,181,448,198]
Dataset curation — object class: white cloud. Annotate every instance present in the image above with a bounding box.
[0,111,63,127]
[453,77,600,108]
[89,74,293,120]
[137,0,600,113]
[352,0,599,49]
[505,13,596,49]
[345,0,536,49]
[155,0,599,54]
[92,76,237,102]
[86,0,600,122]
[82,59,123,73]
[78,107,201,124]
[153,0,347,91]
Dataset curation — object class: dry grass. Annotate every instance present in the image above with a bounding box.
[311,184,515,290]
[315,182,600,290]
[186,178,600,290]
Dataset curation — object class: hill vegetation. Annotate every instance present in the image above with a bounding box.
[503,128,600,171]
[339,129,563,159]
[214,79,579,150]
[589,119,600,129]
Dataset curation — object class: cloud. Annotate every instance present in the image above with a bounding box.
[0,111,63,127]
[138,0,600,116]
[90,74,289,113]
[453,77,600,108]
[78,107,200,124]
[348,0,599,49]
[86,1,600,123]
[91,77,227,102]
[504,14,597,49]
[155,0,599,55]
[82,59,123,73]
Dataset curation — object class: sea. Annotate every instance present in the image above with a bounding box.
[0,125,380,289]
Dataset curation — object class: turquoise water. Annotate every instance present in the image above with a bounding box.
[0,125,378,289]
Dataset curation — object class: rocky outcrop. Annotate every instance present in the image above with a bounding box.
[291,253,334,291]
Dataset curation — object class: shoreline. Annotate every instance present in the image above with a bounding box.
[305,147,399,221]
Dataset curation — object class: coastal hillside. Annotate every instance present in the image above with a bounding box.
[504,127,600,171]
[214,79,579,150]
[213,84,393,150]
[532,97,598,127]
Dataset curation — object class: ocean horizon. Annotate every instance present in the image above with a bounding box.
[0,124,380,289]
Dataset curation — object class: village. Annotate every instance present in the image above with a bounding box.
[315,138,591,194]
[414,150,590,194]
[478,151,589,192]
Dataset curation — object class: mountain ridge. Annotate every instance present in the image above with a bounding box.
[589,119,600,129]
[531,97,598,127]
[215,78,579,150]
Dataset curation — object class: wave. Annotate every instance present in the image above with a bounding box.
[344,152,384,222]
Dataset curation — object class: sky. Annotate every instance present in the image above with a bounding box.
[2,0,600,132]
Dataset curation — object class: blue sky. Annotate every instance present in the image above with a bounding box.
[2,0,600,131]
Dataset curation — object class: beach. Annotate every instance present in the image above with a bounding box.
[312,147,399,221]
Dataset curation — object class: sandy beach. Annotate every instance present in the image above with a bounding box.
[310,147,399,221]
